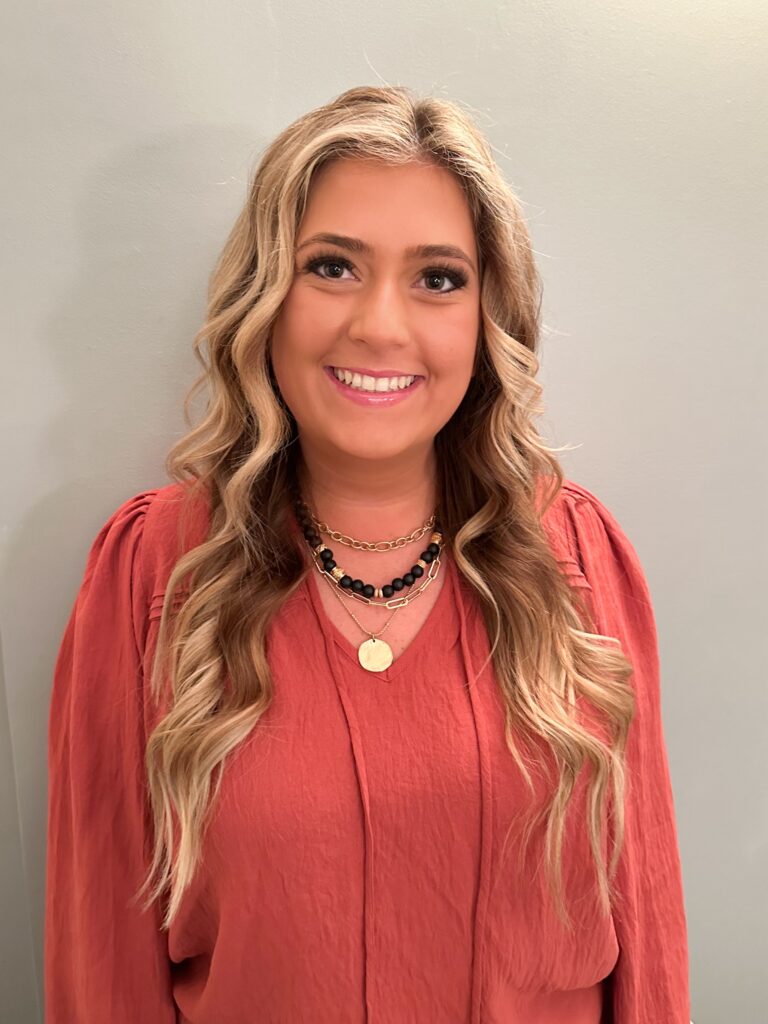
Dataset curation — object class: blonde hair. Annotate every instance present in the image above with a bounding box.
[136,84,634,932]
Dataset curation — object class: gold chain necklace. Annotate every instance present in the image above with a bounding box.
[315,551,443,671]
[307,511,436,551]
[295,495,445,673]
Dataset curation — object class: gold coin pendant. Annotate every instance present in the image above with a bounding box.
[358,637,394,673]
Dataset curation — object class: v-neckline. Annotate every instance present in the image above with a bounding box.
[302,550,461,683]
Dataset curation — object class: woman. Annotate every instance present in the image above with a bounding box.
[45,85,691,1022]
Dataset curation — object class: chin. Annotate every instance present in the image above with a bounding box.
[336,441,409,461]
[329,431,421,462]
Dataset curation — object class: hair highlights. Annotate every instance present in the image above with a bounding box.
[134,85,634,934]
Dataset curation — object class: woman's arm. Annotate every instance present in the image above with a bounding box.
[45,490,177,1023]
[562,480,691,1023]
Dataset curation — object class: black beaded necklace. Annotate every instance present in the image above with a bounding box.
[292,495,444,598]
[296,493,450,671]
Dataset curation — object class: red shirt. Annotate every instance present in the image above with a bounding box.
[45,478,691,1022]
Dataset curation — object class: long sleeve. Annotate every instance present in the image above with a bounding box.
[45,490,177,1023]
[562,482,691,1024]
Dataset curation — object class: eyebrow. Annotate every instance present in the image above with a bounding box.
[295,232,477,274]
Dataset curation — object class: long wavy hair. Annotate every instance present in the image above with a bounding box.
[135,84,635,933]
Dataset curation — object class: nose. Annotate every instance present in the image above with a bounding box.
[347,273,411,350]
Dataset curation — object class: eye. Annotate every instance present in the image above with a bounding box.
[301,253,356,281]
[419,262,469,294]
[300,252,469,295]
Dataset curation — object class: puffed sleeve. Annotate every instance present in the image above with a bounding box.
[45,490,177,1023]
[562,482,691,1024]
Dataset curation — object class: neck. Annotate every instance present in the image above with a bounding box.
[296,443,439,539]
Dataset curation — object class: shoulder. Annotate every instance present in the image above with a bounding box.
[539,475,649,598]
[94,480,211,609]
[538,475,608,573]
[139,480,210,573]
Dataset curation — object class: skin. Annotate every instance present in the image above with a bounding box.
[269,156,481,633]
[271,158,480,526]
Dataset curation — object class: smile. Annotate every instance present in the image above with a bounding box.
[331,367,418,392]
[323,366,425,407]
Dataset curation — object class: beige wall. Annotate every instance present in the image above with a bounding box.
[2,2,766,1020]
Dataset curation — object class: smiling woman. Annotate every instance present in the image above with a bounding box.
[45,84,691,1024]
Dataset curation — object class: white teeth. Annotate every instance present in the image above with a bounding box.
[332,368,416,393]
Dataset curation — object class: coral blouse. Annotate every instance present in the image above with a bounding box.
[45,478,690,1023]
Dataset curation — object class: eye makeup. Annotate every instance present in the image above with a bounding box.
[299,251,469,294]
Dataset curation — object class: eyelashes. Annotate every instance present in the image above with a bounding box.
[300,251,469,294]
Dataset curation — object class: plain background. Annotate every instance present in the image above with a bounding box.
[2,2,766,1021]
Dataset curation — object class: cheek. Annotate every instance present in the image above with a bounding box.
[272,290,343,372]
[270,298,330,417]
[270,300,310,374]
[424,310,479,378]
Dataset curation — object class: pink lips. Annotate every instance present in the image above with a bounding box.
[324,366,424,407]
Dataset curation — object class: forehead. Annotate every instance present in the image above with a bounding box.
[300,158,477,260]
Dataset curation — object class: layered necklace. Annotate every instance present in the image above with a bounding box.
[293,490,446,673]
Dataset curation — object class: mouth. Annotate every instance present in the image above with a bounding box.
[323,365,425,407]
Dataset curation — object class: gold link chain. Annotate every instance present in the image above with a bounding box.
[308,514,436,552]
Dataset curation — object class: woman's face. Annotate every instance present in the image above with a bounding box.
[270,157,481,465]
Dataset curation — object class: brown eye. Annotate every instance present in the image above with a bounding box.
[301,252,468,295]
[421,264,469,294]
[302,253,355,280]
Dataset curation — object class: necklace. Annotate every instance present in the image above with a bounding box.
[313,547,444,671]
[294,496,444,602]
[309,511,435,551]
[294,493,445,673]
